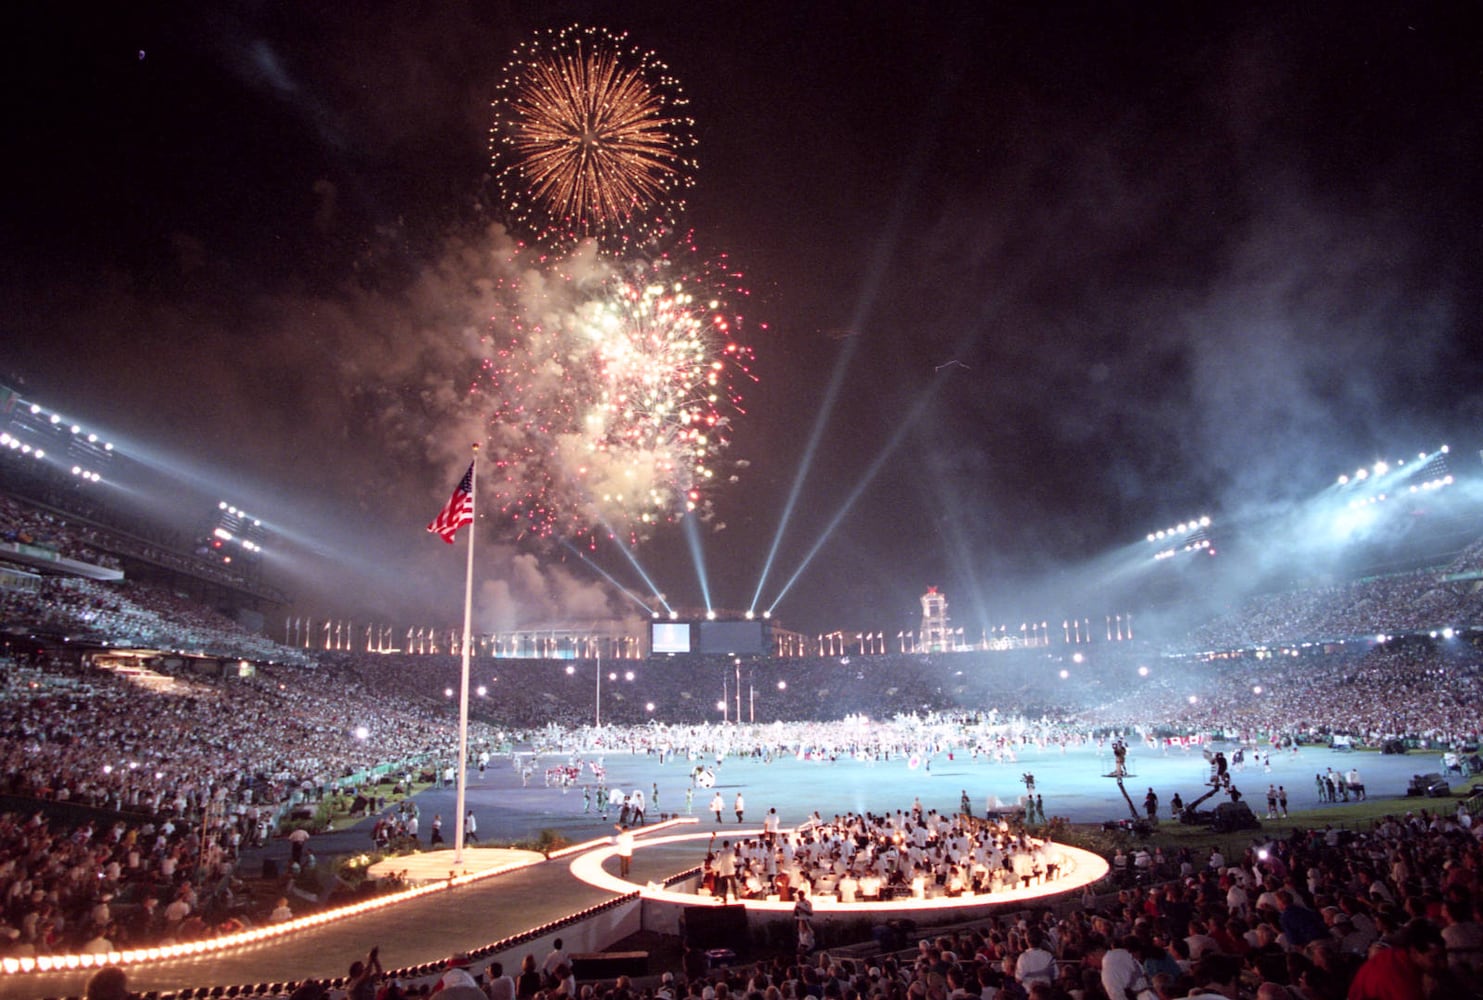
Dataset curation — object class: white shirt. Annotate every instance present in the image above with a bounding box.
[1014,947,1055,985]
[1101,948,1154,1000]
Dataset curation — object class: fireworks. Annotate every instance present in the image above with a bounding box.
[491,25,697,249]
[479,245,753,541]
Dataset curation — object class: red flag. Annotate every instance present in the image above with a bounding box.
[427,462,474,543]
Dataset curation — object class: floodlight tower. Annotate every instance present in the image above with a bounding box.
[919,586,950,652]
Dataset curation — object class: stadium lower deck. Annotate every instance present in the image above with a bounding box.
[0,740,1454,999]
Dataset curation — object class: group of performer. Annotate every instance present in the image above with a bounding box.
[695,802,1067,905]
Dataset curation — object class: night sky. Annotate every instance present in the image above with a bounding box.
[3,3,1481,638]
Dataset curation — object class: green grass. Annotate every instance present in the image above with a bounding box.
[1061,781,1481,865]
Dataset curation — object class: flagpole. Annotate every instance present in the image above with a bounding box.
[453,444,478,865]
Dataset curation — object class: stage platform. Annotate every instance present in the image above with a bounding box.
[365,845,544,884]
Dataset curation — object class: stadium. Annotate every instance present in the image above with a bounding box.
[3,380,1483,1000]
[6,5,1483,1000]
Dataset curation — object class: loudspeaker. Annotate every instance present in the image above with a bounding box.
[682,905,749,949]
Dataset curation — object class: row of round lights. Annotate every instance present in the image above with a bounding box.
[1146,515,1210,544]
[1336,446,1449,486]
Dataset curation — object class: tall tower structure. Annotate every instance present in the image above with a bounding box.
[919,586,950,652]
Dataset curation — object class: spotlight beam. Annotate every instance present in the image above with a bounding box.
[588,513,674,615]
[747,64,944,615]
[747,334,858,614]
[767,378,944,613]
[557,540,658,613]
[682,514,712,613]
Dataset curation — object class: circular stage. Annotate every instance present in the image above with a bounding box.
[569,822,1108,929]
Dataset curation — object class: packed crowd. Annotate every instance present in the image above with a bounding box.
[0,647,507,957]
[1180,530,1483,656]
[0,493,122,570]
[284,800,1483,1000]
[1081,636,1483,747]
[0,575,310,664]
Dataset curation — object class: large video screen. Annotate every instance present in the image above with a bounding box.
[698,620,767,655]
[650,621,692,654]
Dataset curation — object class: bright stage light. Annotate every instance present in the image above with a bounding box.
[565,665,575,675]
[1137,666,1148,677]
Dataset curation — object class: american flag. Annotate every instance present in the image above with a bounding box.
[427,462,475,543]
